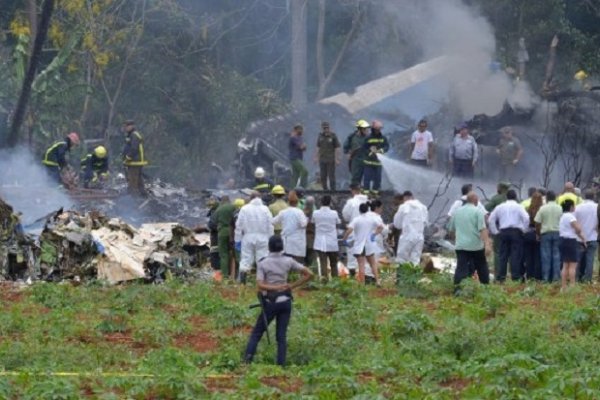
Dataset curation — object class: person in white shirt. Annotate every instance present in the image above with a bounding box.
[342,202,384,285]
[312,195,341,281]
[341,183,368,276]
[272,191,308,263]
[393,191,428,266]
[559,199,586,290]
[409,119,434,166]
[364,200,389,284]
[341,183,368,223]
[447,183,488,218]
[235,192,274,283]
[487,189,529,282]
[574,190,597,282]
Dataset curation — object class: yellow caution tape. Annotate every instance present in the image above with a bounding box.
[0,371,237,379]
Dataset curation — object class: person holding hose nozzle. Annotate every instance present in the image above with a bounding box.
[244,235,313,366]
[362,120,389,195]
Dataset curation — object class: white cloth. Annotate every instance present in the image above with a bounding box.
[393,199,428,264]
[272,207,307,257]
[312,206,341,252]
[559,212,578,239]
[348,213,383,256]
[574,200,598,242]
[487,200,529,235]
[342,194,369,223]
[447,197,488,217]
[410,130,433,160]
[234,197,274,271]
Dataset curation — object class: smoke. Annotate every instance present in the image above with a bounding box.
[381,0,536,119]
[0,147,73,225]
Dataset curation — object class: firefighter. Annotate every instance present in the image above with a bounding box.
[42,132,80,185]
[343,120,369,186]
[362,120,389,195]
[80,145,109,188]
[253,167,273,194]
[121,120,148,196]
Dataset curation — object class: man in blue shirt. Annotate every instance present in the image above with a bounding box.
[289,125,307,188]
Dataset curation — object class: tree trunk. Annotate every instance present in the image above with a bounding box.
[315,3,361,100]
[27,0,38,56]
[316,0,326,88]
[290,0,307,108]
[6,0,54,148]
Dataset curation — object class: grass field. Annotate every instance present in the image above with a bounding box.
[1,265,600,399]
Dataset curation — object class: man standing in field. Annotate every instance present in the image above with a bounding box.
[314,121,341,190]
[448,192,491,291]
[409,119,434,167]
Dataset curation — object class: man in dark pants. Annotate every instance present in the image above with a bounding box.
[206,196,221,279]
[42,132,81,185]
[449,125,478,178]
[362,120,389,195]
[314,121,341,190]
[122,120,148,196]
[343,120,369,186]
[488,189,529,282]
[448,192,491,291]
[289,125,308,188]
[244,235,313,366]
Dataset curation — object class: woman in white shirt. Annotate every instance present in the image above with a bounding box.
[342,202,384,285]
[272,191,308,263]
[558,199,586,290]
[364,200,389,284]
[312,195,341,281]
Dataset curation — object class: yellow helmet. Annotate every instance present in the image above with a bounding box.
[574,70,588,81]
[233,198,245,208]
[94,145,107,159]
[356,119,370,129]
[271,185,285,195]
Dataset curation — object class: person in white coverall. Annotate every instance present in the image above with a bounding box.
[341,183,369,276]
[234,191,274,283]
[393,191,428,265]
[272,191,308,263]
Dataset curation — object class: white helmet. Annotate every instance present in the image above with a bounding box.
[254,167,265,178]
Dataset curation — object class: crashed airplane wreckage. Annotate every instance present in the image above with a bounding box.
[0,196,212,284]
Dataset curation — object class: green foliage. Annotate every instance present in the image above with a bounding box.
[388,309,434,339]
[2,279,600,397]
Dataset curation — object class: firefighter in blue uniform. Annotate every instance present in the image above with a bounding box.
[362,120,389,195]
[42,132,81,185]
[81,145,110,188]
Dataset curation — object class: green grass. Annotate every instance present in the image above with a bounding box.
[1,272,600,399]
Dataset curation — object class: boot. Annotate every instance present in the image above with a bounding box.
[239,271,247,284]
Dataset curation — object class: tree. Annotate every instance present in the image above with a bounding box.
[7,0,54,148]
[290,0,307,107]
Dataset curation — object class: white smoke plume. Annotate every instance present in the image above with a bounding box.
[0,147,73,225]
[382,0,536,118]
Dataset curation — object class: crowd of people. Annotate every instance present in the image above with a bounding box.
[206,183,429,287]
[448,181,599,291]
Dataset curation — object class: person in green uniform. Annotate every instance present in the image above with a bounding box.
[485,181,510,274]
[215,196,237,279]
[314,121,341,190]
[343,119,369,186]
[269,185,288,235]
[496,126,522,183]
